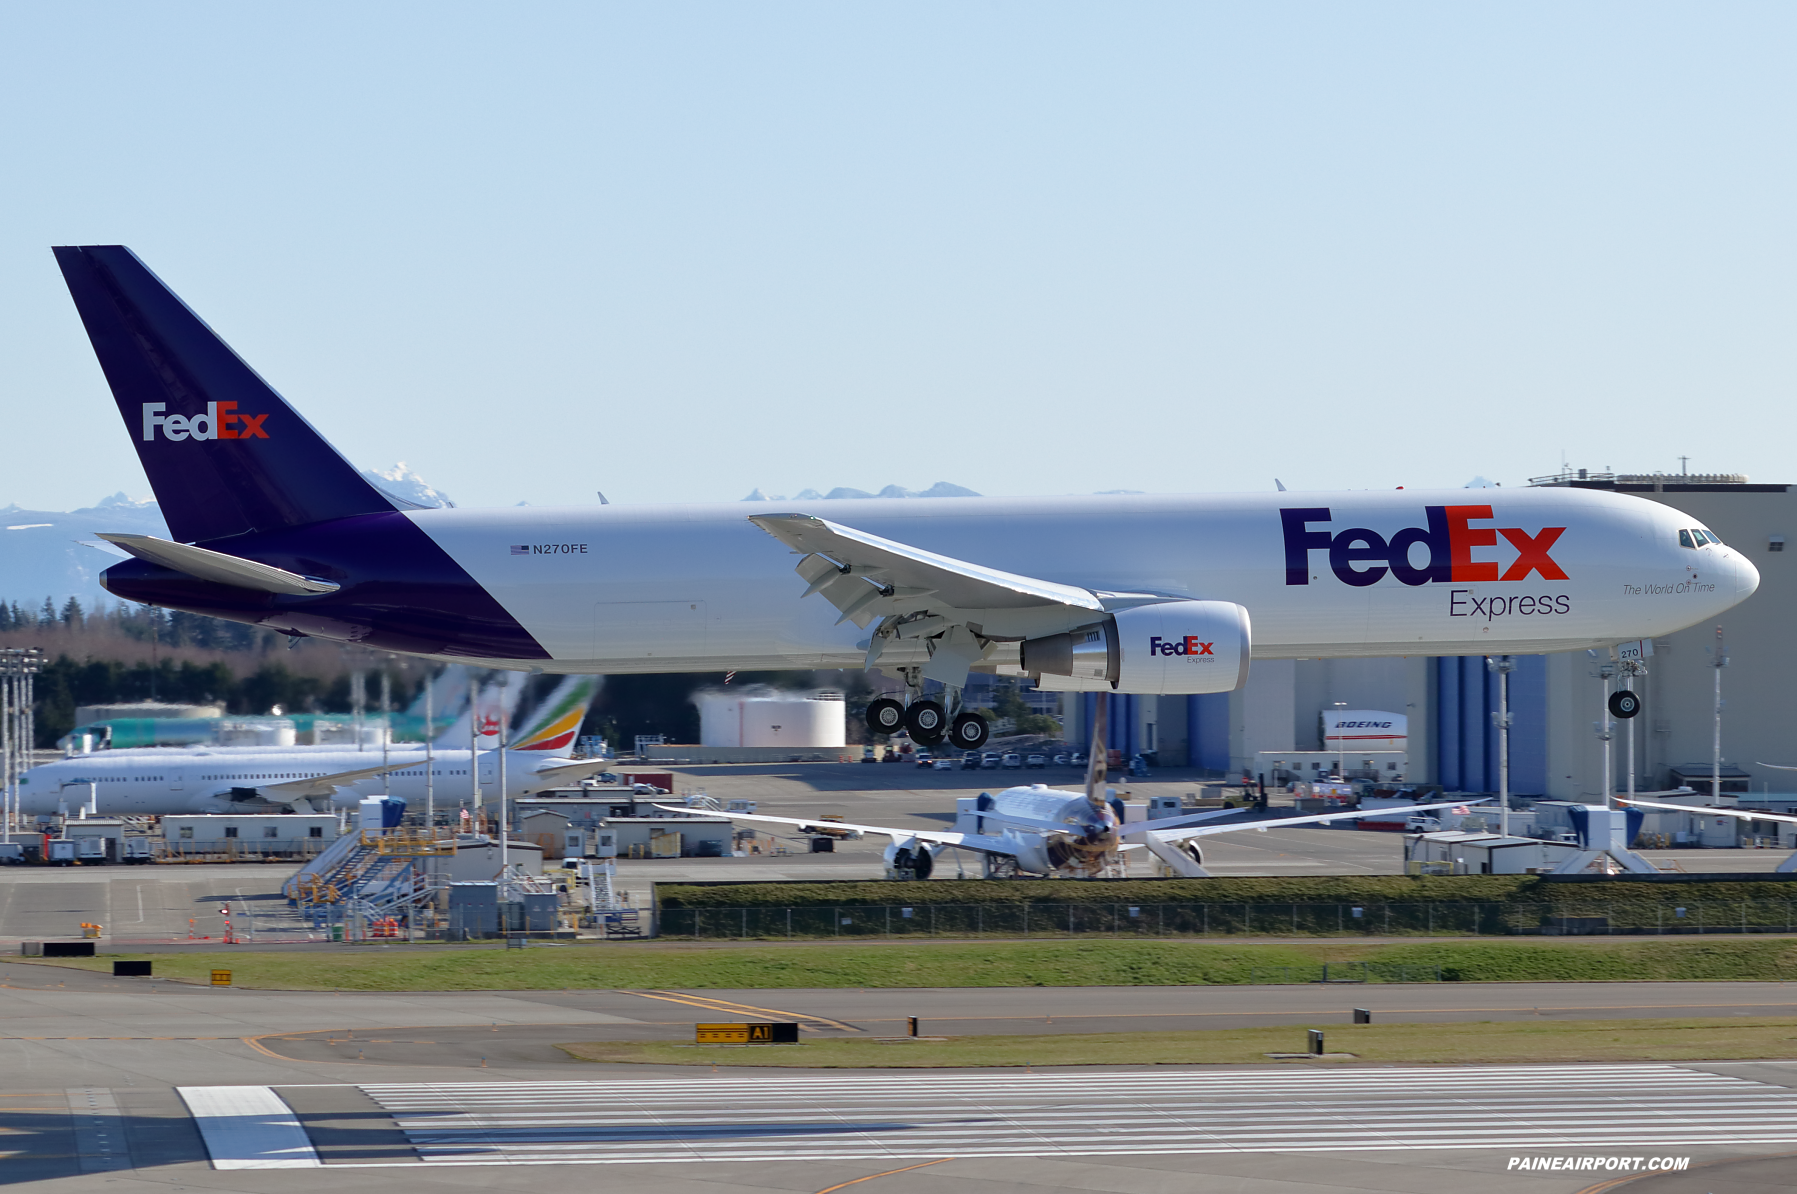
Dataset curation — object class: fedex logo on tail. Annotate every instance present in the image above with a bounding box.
[1282,505,1566,588]
[141,402,269,442]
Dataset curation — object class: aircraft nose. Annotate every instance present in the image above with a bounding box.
[1735,550,1761,600]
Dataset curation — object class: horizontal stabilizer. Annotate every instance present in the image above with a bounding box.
[96,533,340,595]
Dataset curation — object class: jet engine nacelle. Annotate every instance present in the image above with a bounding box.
[882,837,935,879]
[1021,600,1252,695]
[1006,833,1057,876]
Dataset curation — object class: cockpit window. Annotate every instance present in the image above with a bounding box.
[1679,529,1695,549]
[1699,527,1723,546]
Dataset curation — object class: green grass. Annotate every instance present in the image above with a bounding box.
[557,1016,1797,1068]
[28,935,1797,990]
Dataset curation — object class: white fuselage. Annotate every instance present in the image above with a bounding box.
[404,488,1756,672]
[18,747,580,817]
[956,784,1124,873]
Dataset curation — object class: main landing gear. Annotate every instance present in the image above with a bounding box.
[864,684,989,751]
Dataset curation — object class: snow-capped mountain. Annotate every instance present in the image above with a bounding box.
[361,463,454,508]
[0,494,171,611]
[742,482,981,501]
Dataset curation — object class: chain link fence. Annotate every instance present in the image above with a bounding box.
[657,899,1797,941]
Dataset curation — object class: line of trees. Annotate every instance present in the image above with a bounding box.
[0,596,276,652]
[4,596,427,747]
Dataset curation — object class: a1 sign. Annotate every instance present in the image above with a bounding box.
[1615,639,1654,664]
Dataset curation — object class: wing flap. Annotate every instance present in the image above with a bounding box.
[751,513,1102,618]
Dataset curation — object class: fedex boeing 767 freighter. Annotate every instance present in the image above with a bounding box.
[54,246,1758,753]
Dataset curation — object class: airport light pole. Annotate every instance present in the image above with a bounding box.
[379,665,391,797]
[498,672,510,874]
[1486,657,1514,838]
[2,657,11,838]
[424,668,434,834]
[469,674,480,827]
[2,649,43,841]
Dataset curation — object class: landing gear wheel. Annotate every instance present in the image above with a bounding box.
[1608,690,1642,720]
[904,699,947,744]
[949,711,990,751]
[865,697,906,736]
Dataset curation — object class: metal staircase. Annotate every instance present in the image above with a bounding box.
[286,829,455,912]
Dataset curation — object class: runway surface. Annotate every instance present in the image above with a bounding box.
[6,958,1797,1193]
[241,1064,1797,1167]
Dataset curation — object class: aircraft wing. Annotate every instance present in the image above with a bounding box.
[257,759,424,801]
[650,804,1029,857]
[1619,797,1797,825]
[748,512,1103,629]
[1149,799,1488,843]
[1128,808,1246,835]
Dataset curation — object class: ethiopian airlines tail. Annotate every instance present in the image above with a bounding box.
[509,675,601,751]
[52,245,399,544]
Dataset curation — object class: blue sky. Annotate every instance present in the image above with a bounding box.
[3,4,1793,511]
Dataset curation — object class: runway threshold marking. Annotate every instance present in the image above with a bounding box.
[621,989,863,1032]
[177,1086,320,1170]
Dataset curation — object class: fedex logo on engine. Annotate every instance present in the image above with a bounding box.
[141,402,269,442]
[1281,505,1566,588]
[1150,636,1214,657]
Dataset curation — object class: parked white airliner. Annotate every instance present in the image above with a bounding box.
[18,747,608,817]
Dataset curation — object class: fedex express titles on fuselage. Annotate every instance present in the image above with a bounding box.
[386,487,1755,670]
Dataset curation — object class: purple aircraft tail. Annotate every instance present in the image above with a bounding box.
[53,246,398,545]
